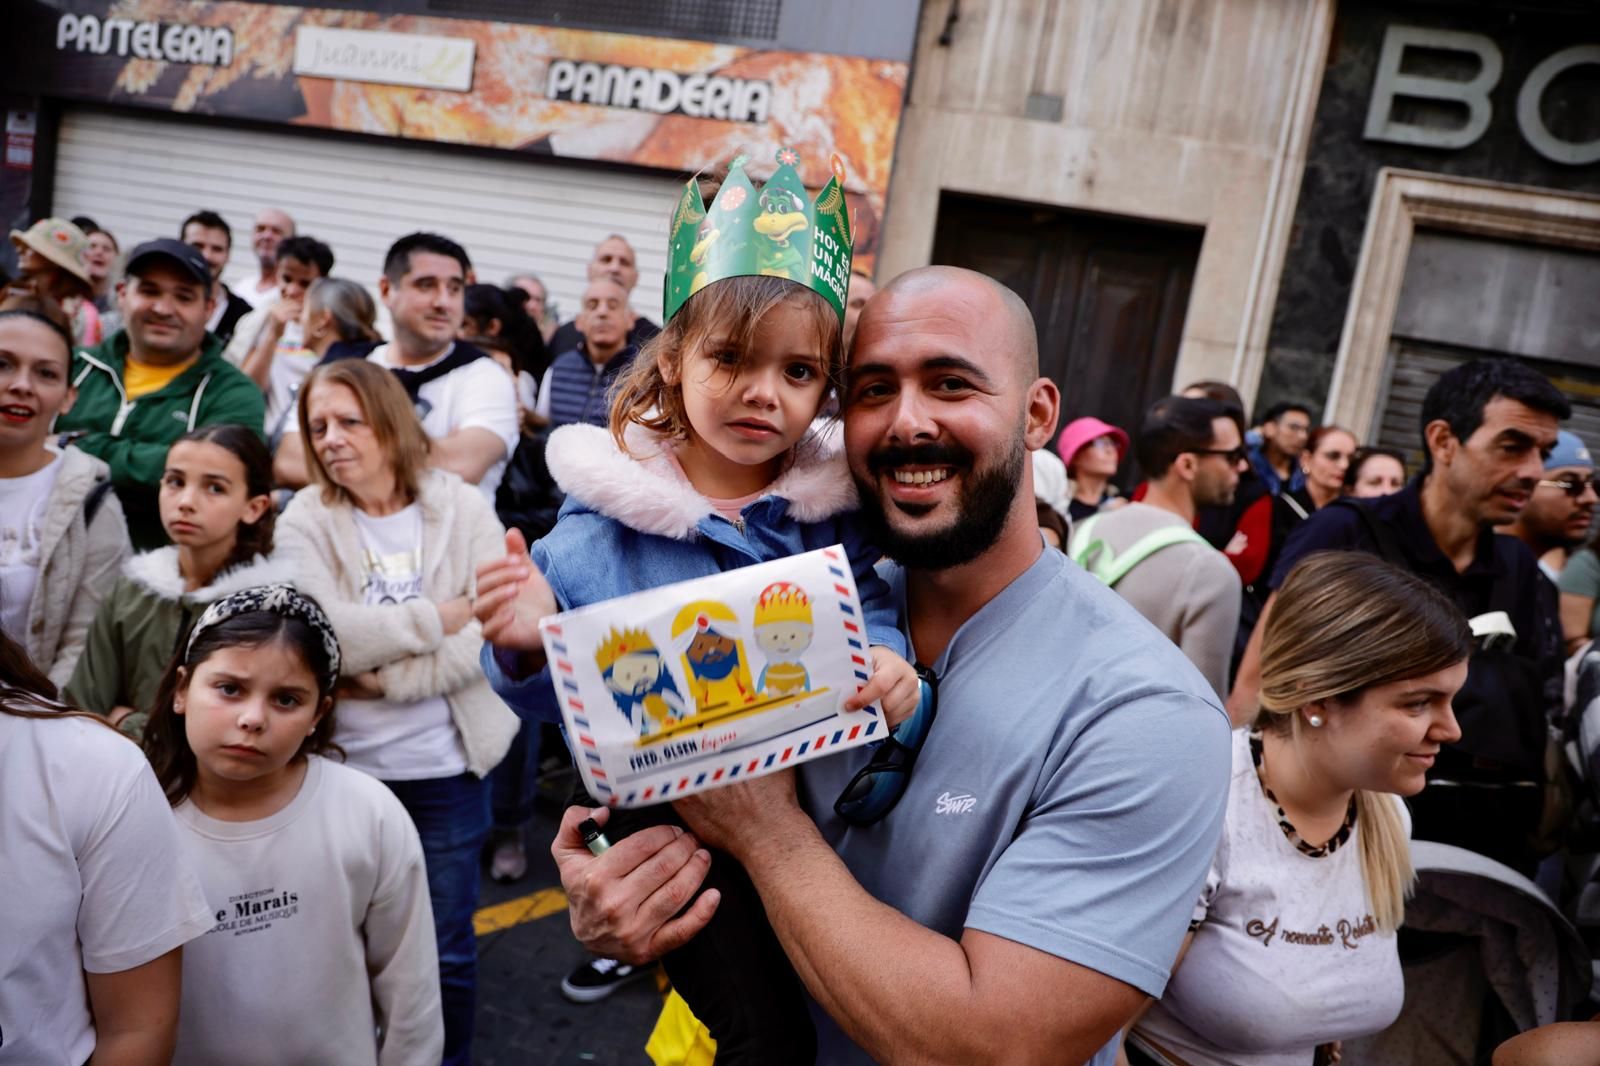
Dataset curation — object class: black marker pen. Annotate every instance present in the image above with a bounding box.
[579,818,612,856]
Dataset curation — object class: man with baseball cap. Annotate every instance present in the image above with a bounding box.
[54,238,265,549]
[1508,429,1597,581]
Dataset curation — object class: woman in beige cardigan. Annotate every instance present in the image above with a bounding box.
[0,299,128,685]
[276,358,516,1066]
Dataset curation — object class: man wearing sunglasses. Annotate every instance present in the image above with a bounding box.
[1067,396,1247,698]
[551,266,1232,1066]
[1507,429,1596,581]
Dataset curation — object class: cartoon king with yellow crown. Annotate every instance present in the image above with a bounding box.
[670,600,757,713]
[595,627,685,738]
[753,582,815,697]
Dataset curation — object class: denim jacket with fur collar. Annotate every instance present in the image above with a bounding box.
[481,422,905,723]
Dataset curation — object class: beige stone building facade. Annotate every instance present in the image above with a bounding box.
[877,0,1334,432]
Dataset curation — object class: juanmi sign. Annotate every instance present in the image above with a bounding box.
[292,26,475,93]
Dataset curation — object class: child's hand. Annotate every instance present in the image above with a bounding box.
[475,529,557,654]
[845,647,920,726]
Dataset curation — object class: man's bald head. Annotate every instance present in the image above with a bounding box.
[865,266,1039,379]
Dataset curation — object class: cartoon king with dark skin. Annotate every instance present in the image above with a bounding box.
[595,627,686,738]
[671,600,757,712]
[753,582,814,697]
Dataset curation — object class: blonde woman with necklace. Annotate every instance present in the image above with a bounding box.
[1126,551,1470,1066]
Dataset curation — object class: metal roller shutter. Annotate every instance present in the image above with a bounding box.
[52,107,679,326]
[1375,340,1600,471]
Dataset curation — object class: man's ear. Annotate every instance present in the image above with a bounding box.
[377,275,392,303]
[1173,453,1199,483]
[1023,377,1060,452]
[1423,419,1457,469]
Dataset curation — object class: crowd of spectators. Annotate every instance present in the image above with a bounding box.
[3,192,1598,1066]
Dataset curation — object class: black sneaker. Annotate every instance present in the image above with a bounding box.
[559,957,657,1003]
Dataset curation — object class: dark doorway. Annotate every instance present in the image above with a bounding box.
[930,192,1203,481]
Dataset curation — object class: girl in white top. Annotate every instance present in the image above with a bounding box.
[1127,551,1472,1066]
[140,584,443,1066]
[0,629,212,1066]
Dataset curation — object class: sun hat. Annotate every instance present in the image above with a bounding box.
[9,217,92,287]
[1056,416,1129,471]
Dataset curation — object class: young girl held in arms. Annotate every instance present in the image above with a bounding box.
[478,152,919,1062]
[66,424,285,737]
[143,584,443,1066]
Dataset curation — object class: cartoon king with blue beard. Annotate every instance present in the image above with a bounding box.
[671,600,757,713]
[595,627,686,738]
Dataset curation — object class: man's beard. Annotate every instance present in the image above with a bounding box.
[852,434,1025,571]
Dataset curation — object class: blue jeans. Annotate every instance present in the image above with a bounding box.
[386,773,492,1066]
[490,715,542,829]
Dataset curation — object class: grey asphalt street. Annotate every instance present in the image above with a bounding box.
[474,804,663,1066]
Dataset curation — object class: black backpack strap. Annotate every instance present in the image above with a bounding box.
[83,478,114,527]
[387,342,490,403]
[1326,496,1407,568]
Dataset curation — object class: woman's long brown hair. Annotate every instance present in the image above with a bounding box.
[0,629,134,735]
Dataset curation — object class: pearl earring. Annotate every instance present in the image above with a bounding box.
[1308,714,1324,728]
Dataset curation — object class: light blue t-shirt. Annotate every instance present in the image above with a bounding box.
[798,547,1232,1065]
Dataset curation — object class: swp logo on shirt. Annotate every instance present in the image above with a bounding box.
[935,790,978,816]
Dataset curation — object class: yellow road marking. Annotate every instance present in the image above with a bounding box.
[474,886,568,936]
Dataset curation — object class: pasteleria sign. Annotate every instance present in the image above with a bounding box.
[540,546,882,807]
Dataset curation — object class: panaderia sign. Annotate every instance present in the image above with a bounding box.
[34,1,910,261]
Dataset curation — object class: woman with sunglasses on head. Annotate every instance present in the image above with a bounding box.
[1232,426,1359,674]
[1124,551,1470,1066]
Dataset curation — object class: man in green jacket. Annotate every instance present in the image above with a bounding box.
[56,238,266,549]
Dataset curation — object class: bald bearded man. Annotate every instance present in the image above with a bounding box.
[534,267,1231,1066]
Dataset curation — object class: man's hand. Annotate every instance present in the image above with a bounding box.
[474,529,557,651]
[845,647,920,725]
[553,804,720,965]
[672,770,803,858]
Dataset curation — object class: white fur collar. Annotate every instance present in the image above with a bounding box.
[122,547,297,603]
[545,422,858,540]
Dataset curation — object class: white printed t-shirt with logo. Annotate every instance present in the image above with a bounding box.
[1,712,213,1066]
[0,451,62,643]
[172,755,442,1066]
[367,342,520,502]
[335,505,469,780]
[1130,729,1406,1066]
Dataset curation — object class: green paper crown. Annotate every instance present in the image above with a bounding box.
[664,148,854,325]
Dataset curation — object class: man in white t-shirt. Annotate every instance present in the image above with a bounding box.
[273,233,518,501]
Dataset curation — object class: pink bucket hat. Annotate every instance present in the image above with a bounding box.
[1056,416,1129,471]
